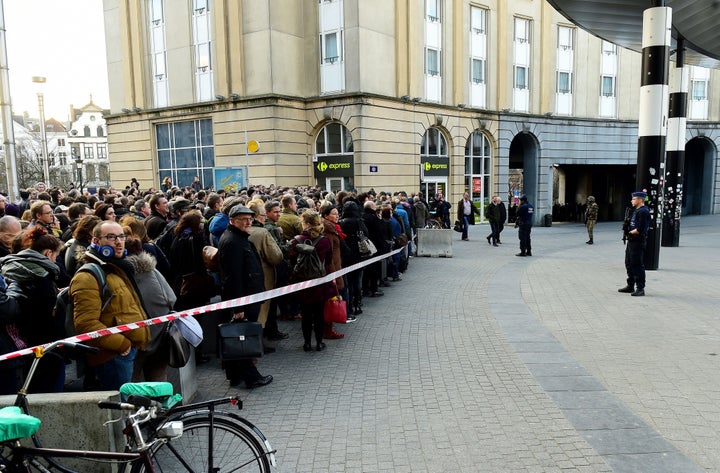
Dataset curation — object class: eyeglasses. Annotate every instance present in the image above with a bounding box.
[101,234,127,242]
[236,217,254,222]
[42,211,54,215]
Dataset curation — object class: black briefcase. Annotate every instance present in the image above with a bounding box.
[217,320,264,361]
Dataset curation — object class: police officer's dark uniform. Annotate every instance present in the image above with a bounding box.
[515,195,534,257]
[618,191,650,296]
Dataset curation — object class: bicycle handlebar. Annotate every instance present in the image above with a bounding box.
[98,395,163,411]
[98,401,137,410]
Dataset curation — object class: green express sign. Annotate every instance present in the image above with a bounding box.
[313,155,354,178]
[421,157,449,177]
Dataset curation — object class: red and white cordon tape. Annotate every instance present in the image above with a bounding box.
[0,246,406,362]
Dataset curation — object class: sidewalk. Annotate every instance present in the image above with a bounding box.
[196,215,720,472]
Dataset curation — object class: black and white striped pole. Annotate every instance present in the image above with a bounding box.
[661,37,687,248]
[636,4,671,270]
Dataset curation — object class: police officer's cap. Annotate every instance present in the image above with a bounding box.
[519,195,528,202]
[631,191,647,199]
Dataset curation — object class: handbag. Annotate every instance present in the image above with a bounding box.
[168,322,192,368]
[453,220,463,233]
[202,245,220,272]
[324,297,347,324]
[394,233,408,247]
[180,271,217,299]
[357,231,377,258]
[217,320,264,361]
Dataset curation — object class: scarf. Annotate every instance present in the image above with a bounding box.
[335,223,346,240]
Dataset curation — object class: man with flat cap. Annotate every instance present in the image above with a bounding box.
[217,204,273,389]
[618,191,650,296]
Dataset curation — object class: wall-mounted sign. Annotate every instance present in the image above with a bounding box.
[313,155,354,178]
[369,166,378,173]
[214,167,248,193]
[420,157,450,177]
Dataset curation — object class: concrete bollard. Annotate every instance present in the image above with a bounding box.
[0,391,124,473]
[416,229,453,257]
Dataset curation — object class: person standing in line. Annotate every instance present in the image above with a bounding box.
[618,191,650,297]
[457,192,480,241]
[486,196,500,246]
[585,196,599,244]
[495,196,507,244]
[515,195,534,257]
[217,205,273,388]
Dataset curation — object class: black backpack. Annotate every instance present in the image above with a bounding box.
[291,235,326,281]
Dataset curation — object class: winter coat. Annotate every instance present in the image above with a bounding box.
[277,209,303,240]
[339,202,367,266]
[413,200,429,228]
[363,207,388,254]
[0,249,61,347]
[126,251,176,319]
[322,218,345,290]
[289,230,337,302]
[70,251,150,366]
[457,198,480,224]
[144,211,168,240]
[209,212,229,246]
[248,222,283,326]
[218,224,265,320]
[0,275,24,369]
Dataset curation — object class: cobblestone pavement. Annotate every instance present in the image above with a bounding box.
[195,215,720,472]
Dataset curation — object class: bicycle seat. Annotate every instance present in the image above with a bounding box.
[0,406,41,443]
[119,382,182,408]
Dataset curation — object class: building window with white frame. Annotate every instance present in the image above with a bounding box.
[464,130,491,221]
[193,0,214,102]
[689,66,709,120]
[513,17,531,112]
[97,144,107,160]
[426,48,440,76]
[426,0,440,22]
[149,0,169,108]
[83,144,94,159]
[599,40,617,118]
[555,26,574,115]
[470,6,487,108]
[319,0,345,94]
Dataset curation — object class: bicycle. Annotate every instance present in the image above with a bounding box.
[0,340,276,472]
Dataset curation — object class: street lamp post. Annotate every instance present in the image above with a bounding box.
[32,76,50,186]
[73,149,83,194]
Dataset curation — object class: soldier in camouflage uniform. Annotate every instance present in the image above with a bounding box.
[585,196,599,244]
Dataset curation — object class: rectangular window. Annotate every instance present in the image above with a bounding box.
[83,144,94,159]
[426,48,440,76]
[97,145,107,160]
[558,26,573,50]
[691,80,707,100]
[57,138,65,147]
[471,6,485,34]
[426,0,440,22]
[472,58,485,84]
[557,71,571,93]
[321,31,342,64]
[514,18,529,43]
[514,66,528,89]
[59,151,67,166]
[601,75,615,96]
[602,40,616,55]
[156,119,215,189]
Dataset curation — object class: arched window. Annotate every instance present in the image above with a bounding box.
[464,130,491,219]
[314,122,354,191]
[97,126,104,137]
[83,126,91,137]
[419,127,449,199]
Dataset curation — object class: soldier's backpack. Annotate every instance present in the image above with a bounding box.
[55,263,113,338]
[291,235,326,282]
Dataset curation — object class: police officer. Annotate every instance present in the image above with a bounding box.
[515,195,534,257]
[618,191,650,296]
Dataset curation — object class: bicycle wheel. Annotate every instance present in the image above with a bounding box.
[132,413,271,473]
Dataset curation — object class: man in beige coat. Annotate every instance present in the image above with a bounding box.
[247,202,285,348]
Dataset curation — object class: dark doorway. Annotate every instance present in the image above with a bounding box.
[684,137,715,215]
[554,164,635,221]
[509,132,539,222]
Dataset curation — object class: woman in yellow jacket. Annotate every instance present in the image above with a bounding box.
[71,221,150,390]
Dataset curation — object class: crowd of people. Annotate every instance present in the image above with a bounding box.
[0,179,438,394]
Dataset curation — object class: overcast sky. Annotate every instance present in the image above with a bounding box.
[4,0,110,122]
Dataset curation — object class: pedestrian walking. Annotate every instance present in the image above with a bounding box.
[515,195,534,257]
